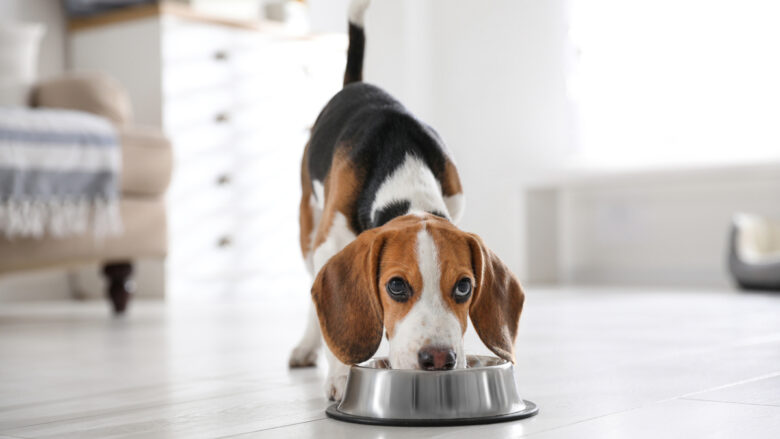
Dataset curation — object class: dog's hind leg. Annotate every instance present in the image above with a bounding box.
[290,146,324,368]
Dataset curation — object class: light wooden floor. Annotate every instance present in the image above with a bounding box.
[2,286,780,438]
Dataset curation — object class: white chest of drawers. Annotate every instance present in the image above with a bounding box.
[69,5,346,298]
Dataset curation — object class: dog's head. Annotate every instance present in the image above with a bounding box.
[311,213,524,370]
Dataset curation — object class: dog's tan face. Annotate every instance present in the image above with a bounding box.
[312,214,524,370]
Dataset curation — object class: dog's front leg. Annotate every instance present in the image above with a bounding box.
[323,342,350,401]
[308,211,358,401]
[288,303,322,367]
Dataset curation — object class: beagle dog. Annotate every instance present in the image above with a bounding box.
[288,0,525,401]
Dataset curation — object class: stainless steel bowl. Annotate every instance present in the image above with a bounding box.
[326,355,538,426]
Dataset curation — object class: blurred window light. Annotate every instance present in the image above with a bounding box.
[568,0,780,168]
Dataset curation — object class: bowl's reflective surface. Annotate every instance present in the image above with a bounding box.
[335,355,530,420]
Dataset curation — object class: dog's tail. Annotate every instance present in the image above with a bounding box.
[344,0,370,86]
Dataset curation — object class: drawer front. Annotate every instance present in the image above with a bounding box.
[171,226,301,281]
[162,57,234,98]
[168,187,234,235]
[164,91,308,147]
[168,213,237,280]
[168,120,306,165]
[162,20,290,98]
[162,17,235,63]
[168,211,301,282]
[230,99,310,142]
[168,114,309,162]
[169,266,311,299]
[163,88,237,134]
[231,149,300,205]
[168,118,237,157]
[228,41,309,86]
[169,147,235,194]
[162,51,308,100]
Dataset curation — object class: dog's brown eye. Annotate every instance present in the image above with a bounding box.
[386,277,411,302]
[453,278,472,303]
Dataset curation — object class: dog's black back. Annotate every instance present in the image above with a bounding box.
[307,83,454,233]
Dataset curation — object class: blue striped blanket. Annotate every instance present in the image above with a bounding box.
[0,107,121,238]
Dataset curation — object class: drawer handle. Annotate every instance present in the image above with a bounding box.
[216,174,231,186]
[214,50,230,61]
[215,112,230,123]
[217,236,232,248]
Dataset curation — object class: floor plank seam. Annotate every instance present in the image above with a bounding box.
[3,389,327,432]
[623,335,780,371]
[516,367,780,436]
[216,416,327,438]
[0,374,260,412]
[675,370,780,400]
[680,397,780,409]
[518,400,679,438]
[519,389,774,439]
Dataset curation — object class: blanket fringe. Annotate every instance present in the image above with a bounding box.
[0,198,122,239]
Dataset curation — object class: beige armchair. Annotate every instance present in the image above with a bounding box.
[0,72,172,313]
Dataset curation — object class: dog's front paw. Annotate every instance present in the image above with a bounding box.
[288,345,318,368]
[325,373,348,401]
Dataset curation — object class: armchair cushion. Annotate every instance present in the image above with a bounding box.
[120,126,173,196]
[31,72,133,125]
[0,197,166,274]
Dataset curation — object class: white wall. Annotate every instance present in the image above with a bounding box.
[0,0,67,79]
[544,164,780,288]
[308,0,351,33]
[362,0,576,275]
[568,0,780,167]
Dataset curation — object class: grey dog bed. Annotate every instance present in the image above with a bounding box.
[729,213,780,291]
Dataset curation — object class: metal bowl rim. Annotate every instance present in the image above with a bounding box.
[352,355,512,375]
[326,399,539,426]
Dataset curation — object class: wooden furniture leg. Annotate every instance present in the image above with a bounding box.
[103,262,133,314]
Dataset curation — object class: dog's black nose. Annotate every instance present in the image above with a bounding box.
[418,346,456,370]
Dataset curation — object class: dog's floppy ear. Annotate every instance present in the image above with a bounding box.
[467,234,525,363]
[311,229,385,365]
